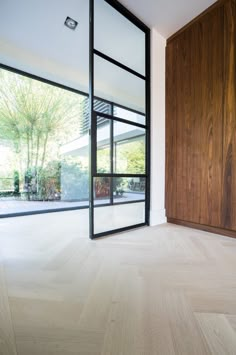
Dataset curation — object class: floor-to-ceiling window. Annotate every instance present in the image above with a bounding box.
[0,68,91,216]
[0,0,91,217]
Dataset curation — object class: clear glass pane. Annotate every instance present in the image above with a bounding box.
[94,54,145,114]
[94,202,145,234]
[94,0,145,76]
[113,177,145,203]
[114,121,146,174]
[0,68,89,216]
[94,177,111,205]
[114,105,145,125]
[94,98,112,115]
[96,117,111,173]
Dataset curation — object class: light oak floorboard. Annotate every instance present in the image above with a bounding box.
[0,213,236,354]
[0,265,17,355]
[196,313,236,355]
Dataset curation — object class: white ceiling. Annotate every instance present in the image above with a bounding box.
[0,0,90,92]
[0,0,217,112]
[119,0,217,38]
[0,0,146,112]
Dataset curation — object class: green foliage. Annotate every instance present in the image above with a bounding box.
[37,161,61,201]
[0,69,89,198]
[0,69,145,204]
[13,170,20,194]
[0,69,85,182]
[97,139,145,176]
[60,157,89,201]
[97,147,110,173]
[116,139,145,174]
[0,177,14,194]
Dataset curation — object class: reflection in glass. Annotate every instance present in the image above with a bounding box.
[0,68,89,215]
[94,54,145,113]
[94,0,145,75]
[94,202,145,234]
[96,118,111,173]
[94,98,112,114]
[113,177,145,203]
[114,105,145,125]
[114,121,145,174]
[93,177,111,205]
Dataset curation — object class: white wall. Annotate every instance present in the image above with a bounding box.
[150,29,167,226]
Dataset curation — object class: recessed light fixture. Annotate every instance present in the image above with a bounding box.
[64,16,78,30]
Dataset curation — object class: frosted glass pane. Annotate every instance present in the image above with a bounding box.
[94,202,145,234]
[94,55,145,113]
[94,0,145,76]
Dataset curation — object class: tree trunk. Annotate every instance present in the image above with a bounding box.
[26,132,31,201]
[41,133,48,170]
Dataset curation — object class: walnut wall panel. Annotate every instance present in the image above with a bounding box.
[166,0,236,235]
[198,7,224,227]
[165,41,177,218]
[222,0,236,230]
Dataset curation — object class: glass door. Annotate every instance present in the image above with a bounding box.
[89,0,150,238]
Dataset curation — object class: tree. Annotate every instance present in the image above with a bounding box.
[116,138,145,174]
[0,69,86,197]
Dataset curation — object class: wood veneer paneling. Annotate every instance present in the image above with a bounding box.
[167,0,226,44]
[222,0,236,230]
[198,7,224,227]
[165,41,177,218]
[166,0,236,234]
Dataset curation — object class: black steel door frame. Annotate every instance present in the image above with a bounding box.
[89,0,151,239]
[0,0,150,232]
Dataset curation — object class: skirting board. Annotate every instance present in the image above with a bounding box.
[168,218,236,239]
[150,209,167,226]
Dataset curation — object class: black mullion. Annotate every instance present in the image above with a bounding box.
[94,49,146,80]
[94,199,145,209]
[0,63,88,98]
[93,111,146,129]
[95,174,148,178]
[92,113,97,175]
[0,205,89,219]
[89,0,95,239]
[92,223,147,239]
[112,133,145,146]
[114,142,117,179]
[145,28,151,225]
[0,63,146,125]
[104,0,149,33]
[110,103,114,205]
[93,95,145,116]
[112,101,145,117]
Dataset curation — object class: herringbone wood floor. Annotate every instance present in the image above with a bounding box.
[1,211,236,355]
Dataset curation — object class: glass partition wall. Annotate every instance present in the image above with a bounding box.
[0,0,150,238]
[89,0,150,238]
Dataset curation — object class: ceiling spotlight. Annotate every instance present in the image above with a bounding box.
[64,16,78,30]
